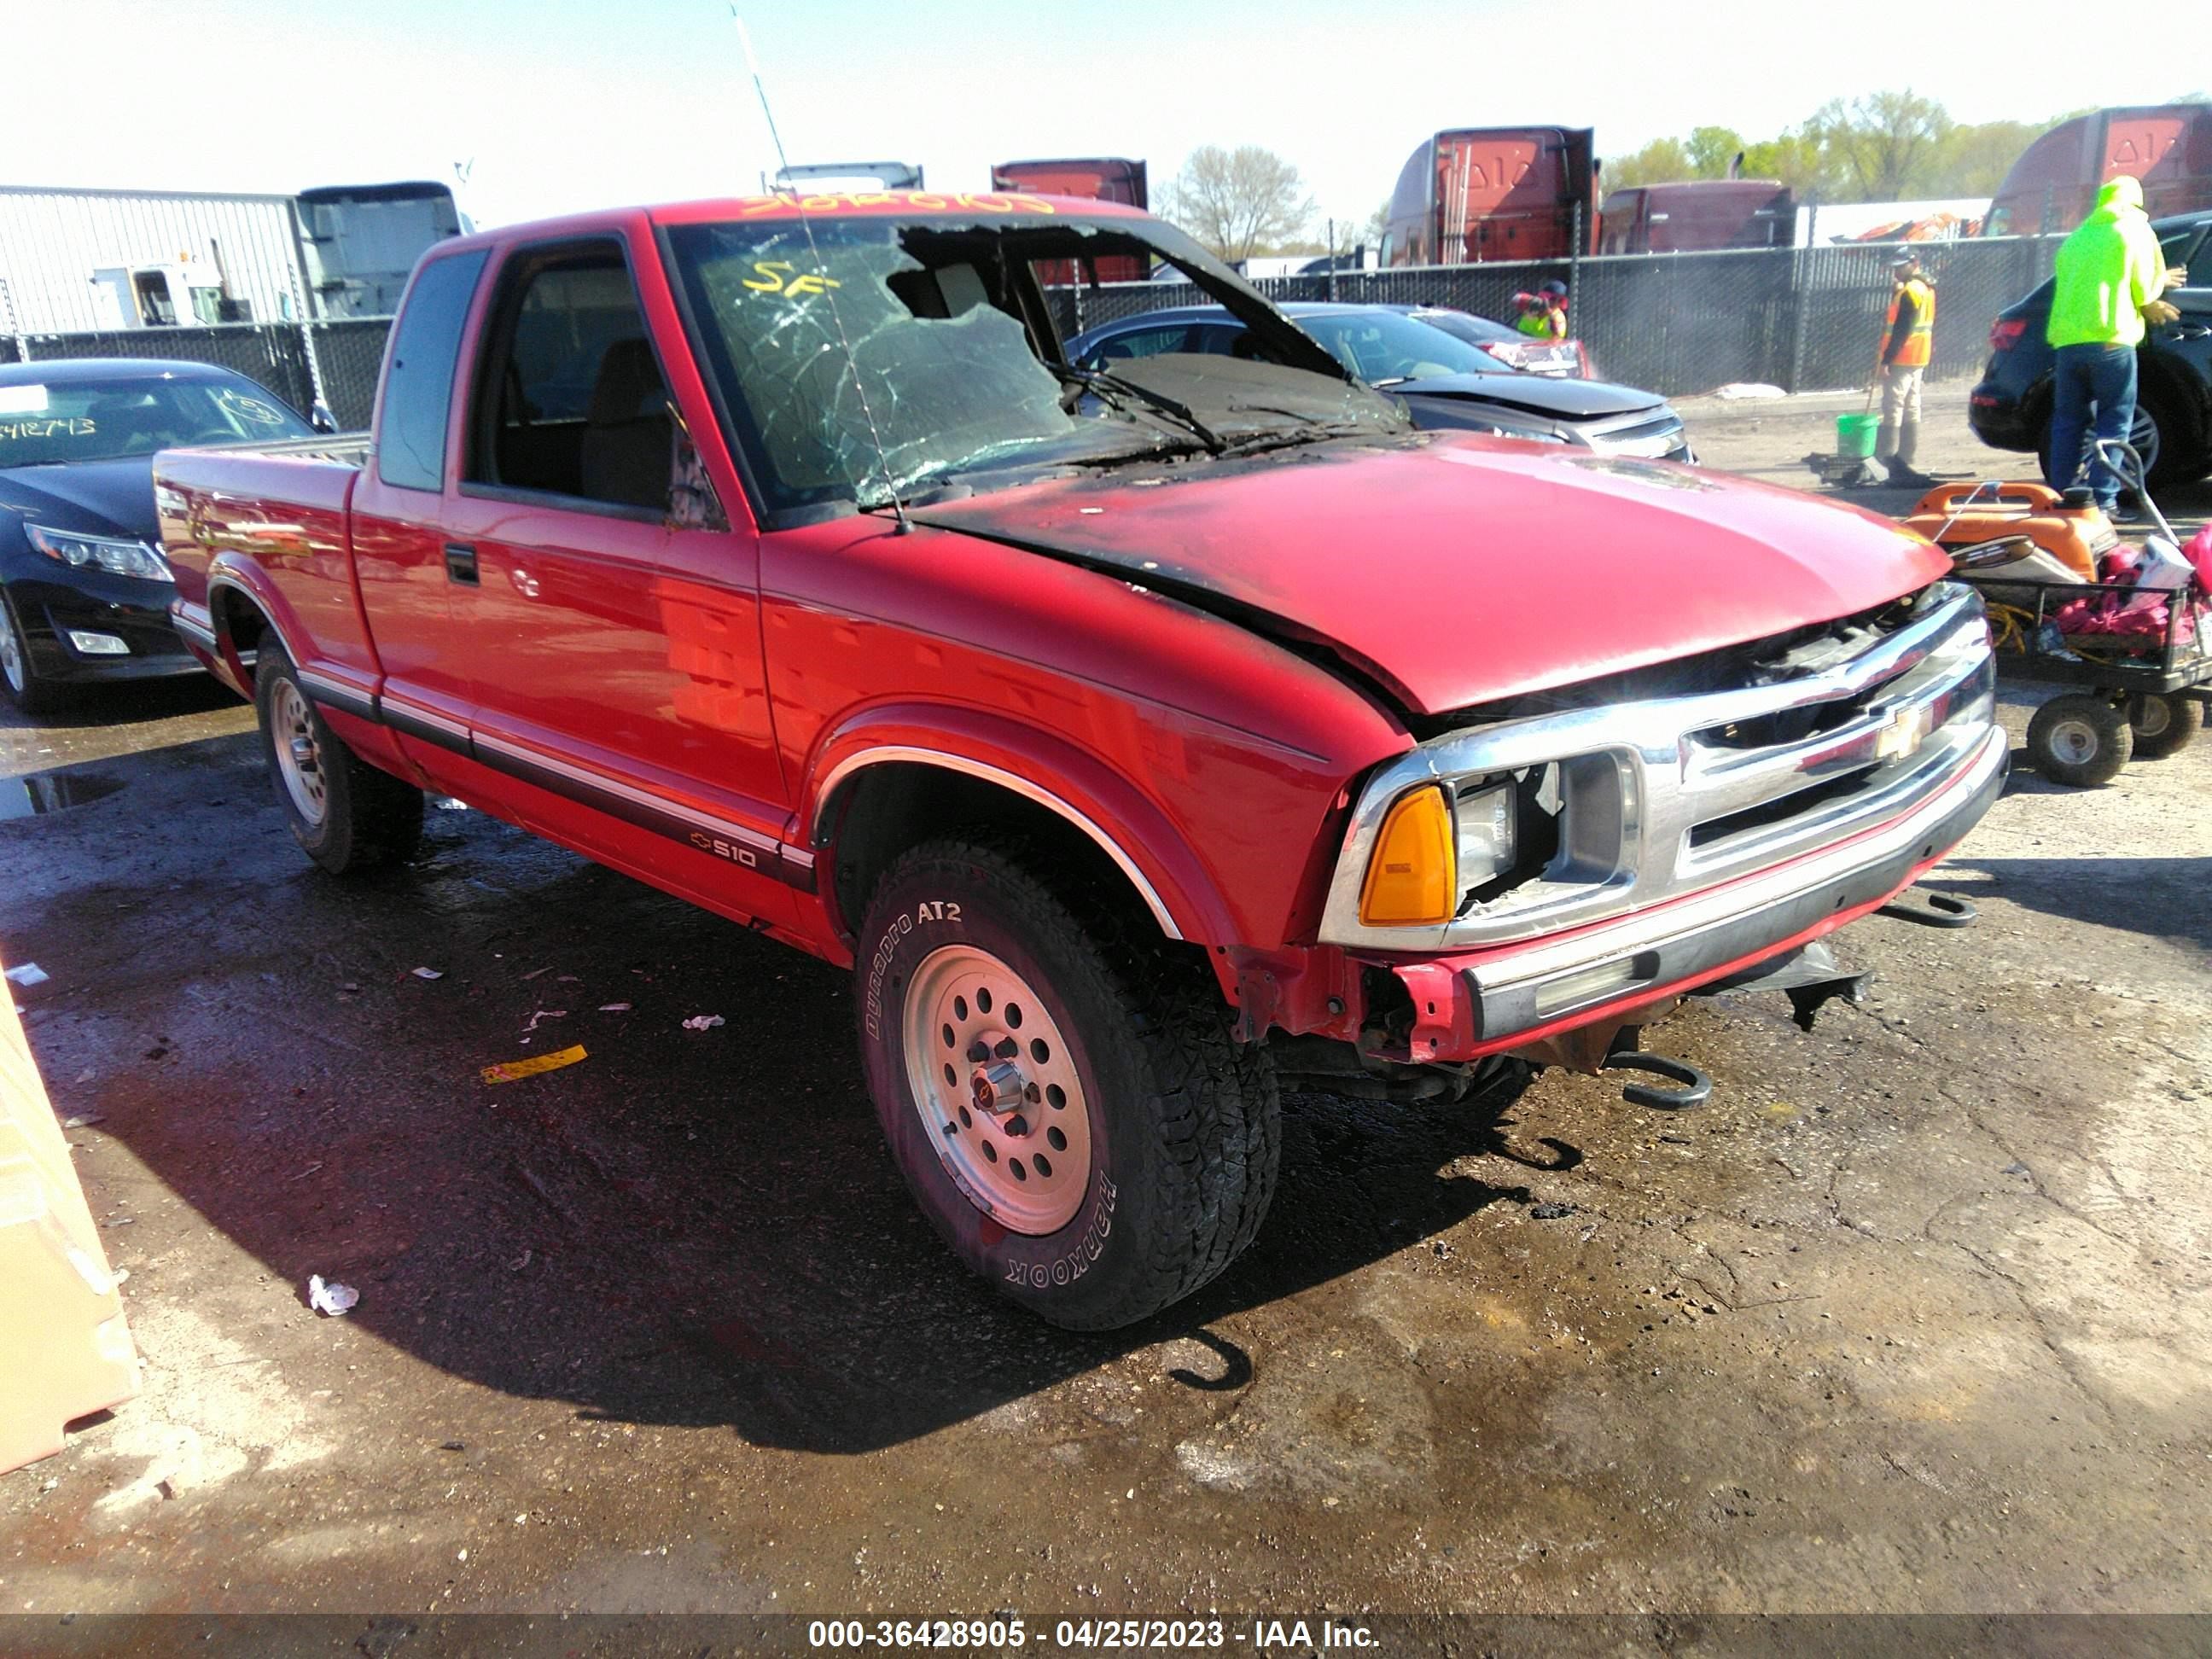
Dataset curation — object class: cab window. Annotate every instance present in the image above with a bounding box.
[465,242,672,513]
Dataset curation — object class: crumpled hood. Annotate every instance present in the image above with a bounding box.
[1399,371,1658,420]
[911,433,1951,715]
[0,457,158,541]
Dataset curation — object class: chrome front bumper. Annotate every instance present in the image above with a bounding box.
[1320,582,1997,954]
[1452,722,2005,1042]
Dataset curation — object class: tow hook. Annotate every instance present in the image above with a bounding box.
[1604,1050,1713,1111]
[1878,885,1976,928]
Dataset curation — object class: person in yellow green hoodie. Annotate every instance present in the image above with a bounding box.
[2046,175,2185,519]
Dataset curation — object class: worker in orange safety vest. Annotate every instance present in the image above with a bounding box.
[1874,251,1936,486]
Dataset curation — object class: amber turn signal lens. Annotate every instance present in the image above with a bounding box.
[1359,785,1457,926]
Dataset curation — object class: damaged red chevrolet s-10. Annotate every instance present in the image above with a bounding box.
[153,191,2004,1328]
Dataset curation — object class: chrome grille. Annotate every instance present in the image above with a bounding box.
[1318,583,1997,952]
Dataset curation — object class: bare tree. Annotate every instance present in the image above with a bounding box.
[1162,145,1315,263]
[1810,90,1956,201]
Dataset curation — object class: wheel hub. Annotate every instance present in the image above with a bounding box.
[971,1057,1026,1115]
[902,943,1091,1235]
[2049,719,2098,765]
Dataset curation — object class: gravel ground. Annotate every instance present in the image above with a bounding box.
[1,382,2208,1638]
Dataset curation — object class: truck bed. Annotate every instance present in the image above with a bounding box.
[154,436,376,696]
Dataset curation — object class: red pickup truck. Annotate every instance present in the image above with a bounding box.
[154,190,2005,1330]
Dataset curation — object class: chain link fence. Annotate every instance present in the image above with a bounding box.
[2,234,2065,422]
[306,319,393,428]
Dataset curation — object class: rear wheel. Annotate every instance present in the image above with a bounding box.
[2027,692,2133,787]
[0,589,68,716]
[2039,385,2191,491]
[254,644,422,872]
[2128,690,2203,760]
[855,840,1279,1330]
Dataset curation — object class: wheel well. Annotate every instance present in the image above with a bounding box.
[2139,358,2207,455]
[210,585,271,684]
[824,762,1172,946]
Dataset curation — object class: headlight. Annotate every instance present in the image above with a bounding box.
[1452,779,1517,888]
[1474,422,1569,444]
[25,525,172,582]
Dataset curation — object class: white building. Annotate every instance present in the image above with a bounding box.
[0,185,311,335]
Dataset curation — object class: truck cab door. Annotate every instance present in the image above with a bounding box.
[433,234,801,930]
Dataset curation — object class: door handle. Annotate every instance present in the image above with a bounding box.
[443,543,479,585]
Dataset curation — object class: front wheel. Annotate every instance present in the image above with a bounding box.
[855,841,1279,1330]
[2027,692,2133,787]
[0,589,68,716]
[255,644,423,872]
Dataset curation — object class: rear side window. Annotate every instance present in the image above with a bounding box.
[376,249,488,493]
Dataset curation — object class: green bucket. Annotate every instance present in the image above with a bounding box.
[1836,410,1880,459]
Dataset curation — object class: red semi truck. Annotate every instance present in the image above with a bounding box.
[1983,104,2212,237]
[154,190,2004,1329]
[989,159,1149,283]
[1381,128,1599,265]
[1597,180,1797,254]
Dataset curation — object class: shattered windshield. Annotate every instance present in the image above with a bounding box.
[664,212,1406,520]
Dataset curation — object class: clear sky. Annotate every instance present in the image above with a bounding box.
[6,0,2199,230]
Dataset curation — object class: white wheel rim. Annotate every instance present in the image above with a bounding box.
[2047,718,2099,765]
[271,678,328,825]
[902,942,1092,1235]
[0,604,24,695]
[2135,698,2170,739]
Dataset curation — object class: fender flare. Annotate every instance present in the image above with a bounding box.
[806,705,1236,948]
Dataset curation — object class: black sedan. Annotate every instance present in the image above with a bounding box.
[1065,302,1691,459]
[0,358,320,713]
[1968,210,2212,489]
[1396,303,1589,379]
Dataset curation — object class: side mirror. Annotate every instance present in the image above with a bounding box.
[310,400,340,434]
[665,410,730,532]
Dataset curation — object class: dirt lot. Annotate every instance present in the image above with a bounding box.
[3,382,2209,1634]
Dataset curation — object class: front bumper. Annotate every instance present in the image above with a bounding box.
[3,573,200,685]
[1406,724,2005,1056]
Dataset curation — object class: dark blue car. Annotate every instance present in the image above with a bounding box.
[1968,211,2212,489]
[0,358,320,712]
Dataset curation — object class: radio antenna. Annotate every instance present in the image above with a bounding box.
[731,9,911,534]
